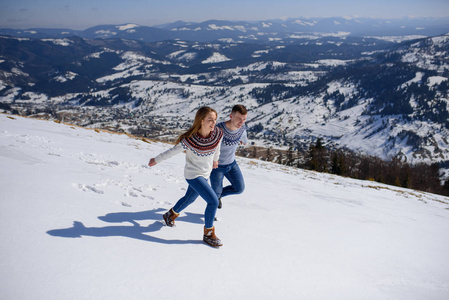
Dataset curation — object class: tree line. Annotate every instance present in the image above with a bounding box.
[305,138,449,195]
[237,138,449,197]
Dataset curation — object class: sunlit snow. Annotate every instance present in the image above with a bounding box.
[1,114,449,299]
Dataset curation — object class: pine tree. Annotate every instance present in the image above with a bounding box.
[307,138,328,172]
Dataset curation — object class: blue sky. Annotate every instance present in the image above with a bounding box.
[1,0,448,29]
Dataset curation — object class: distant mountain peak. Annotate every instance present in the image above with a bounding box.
[116,24,141,31]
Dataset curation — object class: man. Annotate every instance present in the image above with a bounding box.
[210,105,248,209]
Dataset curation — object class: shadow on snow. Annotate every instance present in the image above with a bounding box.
[47,208,205,245]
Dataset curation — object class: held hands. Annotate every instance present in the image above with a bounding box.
[148,158,157,167]
[149,158,218,168]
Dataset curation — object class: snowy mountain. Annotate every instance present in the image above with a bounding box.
[2,17,449,42]
[1,113,449,299]
[1,30,449,178]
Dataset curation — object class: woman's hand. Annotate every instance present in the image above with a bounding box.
[148,158,157,167]
[213,161,219,169]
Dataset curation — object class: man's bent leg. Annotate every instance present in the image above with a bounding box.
[221,161,245,198]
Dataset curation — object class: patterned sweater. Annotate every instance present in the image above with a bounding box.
[154,127,223,180]
[216,122,248,165]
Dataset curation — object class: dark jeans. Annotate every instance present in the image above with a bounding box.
[210,160,245,199]
[173,176,219,228]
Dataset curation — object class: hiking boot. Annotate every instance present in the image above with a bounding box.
[203,226,223,247]
[163,208,179,227]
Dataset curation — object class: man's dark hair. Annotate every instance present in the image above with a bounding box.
[232,104,247,115]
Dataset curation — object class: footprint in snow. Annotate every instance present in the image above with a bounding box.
[73,183,104,194]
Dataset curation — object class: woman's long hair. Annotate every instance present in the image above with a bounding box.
[175,106,217,144]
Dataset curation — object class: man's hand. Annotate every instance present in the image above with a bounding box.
[213,161,219,169]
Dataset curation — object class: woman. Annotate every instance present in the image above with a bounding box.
[148,106,224,247]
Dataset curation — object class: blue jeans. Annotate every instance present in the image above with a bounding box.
[210,160,245,199]
[173,176,219,228]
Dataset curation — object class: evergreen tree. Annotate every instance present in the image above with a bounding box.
[307,138,328,172]
[330,151,346,176]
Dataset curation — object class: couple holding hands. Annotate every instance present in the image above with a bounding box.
[148,105,248,248]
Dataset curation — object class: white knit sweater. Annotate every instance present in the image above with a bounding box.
[154,140,222,180]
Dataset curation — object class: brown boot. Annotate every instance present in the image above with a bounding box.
[203,226,223,247]
[163,208,179,227]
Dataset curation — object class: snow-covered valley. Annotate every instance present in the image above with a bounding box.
[2,32,449,174]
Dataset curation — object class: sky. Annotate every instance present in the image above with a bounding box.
[0,0,449,30]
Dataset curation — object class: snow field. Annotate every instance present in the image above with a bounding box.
[1,114,449,300]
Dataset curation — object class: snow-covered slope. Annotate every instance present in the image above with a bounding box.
[1,114,449,299]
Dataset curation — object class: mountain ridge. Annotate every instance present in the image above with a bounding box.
[1,16,449,43]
